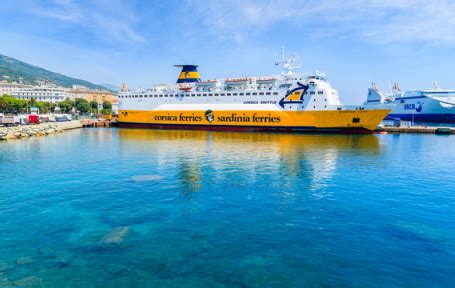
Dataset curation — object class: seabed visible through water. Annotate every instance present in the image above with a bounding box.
[0,128,454,287]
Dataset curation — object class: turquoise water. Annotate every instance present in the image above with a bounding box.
[0,129,454,287]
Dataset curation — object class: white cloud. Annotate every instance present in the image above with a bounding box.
[185,0,455,45]
[26,0,145,43]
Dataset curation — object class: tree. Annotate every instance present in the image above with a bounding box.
[89,100,98,112]
[35,102,50,114]
[58,100,74,113]
[101,101,112,115]
[49,102,57,113]
[102,101,112,111]
[76,99,90,113]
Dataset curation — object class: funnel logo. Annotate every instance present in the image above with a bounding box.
[205,110,214,123]
[185,72,190,79]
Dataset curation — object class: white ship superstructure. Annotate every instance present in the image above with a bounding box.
[365,82,455,123]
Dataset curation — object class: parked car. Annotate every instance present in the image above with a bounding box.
[55,115,70,122]
[0,115,16,127]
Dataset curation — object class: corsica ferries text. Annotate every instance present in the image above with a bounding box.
[154,111,281,124]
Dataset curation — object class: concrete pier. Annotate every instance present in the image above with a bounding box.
[377,126,455,134]
[80,119,111,128]
[55,120,83,130]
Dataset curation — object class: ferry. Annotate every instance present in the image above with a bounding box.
[365,82,455,123]
[118,50,390,132]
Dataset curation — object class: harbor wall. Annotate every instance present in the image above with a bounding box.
[0,120,82,141]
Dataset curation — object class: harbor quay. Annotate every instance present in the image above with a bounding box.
[0,120,112,140]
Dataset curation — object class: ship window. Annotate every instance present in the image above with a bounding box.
[164,94,168,97]
[159,95,163,97]
[253,92,257,96]
[240,93,244,96]
[197,93,201,97]
[221,93,225,96]
[337,107,342,111]
[310,91,315,95]
[259,92,264,95]
[191,94,195,97]
[266,92,271,95]
[352,118,361,123]
[246,92,251,96]
[227,93,231,96]
[273,92,278,95]
[169,94,174,97]
[209,93,213,96]
[318,91,324,95]
[215,93,219,96]
[203,93,207,97]
[233,93,238,96]
[400,100,405,103]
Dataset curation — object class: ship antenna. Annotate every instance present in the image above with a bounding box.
[275,46,300,76]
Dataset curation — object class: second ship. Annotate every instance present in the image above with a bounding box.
[118,51,390,132]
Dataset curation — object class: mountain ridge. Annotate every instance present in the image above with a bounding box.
[0,54,107,90]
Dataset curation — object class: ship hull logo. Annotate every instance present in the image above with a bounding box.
[205,110,214,123]
[416,102,423,113]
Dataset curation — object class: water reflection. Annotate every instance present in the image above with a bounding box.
[118,129,381,193]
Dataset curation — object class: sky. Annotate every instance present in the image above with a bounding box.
[1,0,455,103]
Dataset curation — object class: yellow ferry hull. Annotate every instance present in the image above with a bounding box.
[118,109,390,133]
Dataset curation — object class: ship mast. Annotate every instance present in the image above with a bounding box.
[275,46,300,76]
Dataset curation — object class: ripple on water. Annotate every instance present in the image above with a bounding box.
[0,129,454,287]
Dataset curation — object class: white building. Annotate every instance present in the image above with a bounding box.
[0,82,32,95]
[11,85,70,103]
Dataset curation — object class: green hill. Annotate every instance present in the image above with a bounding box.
[0,54,106,90]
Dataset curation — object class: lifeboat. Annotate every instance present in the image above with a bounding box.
[178,84,192,92]
[196,79,218,88]
[257,77,278,85]
[225,78,250,86]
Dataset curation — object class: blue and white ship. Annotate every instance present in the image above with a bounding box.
[365,82,455,123]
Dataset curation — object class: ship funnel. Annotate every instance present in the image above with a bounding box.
[174,65,201,83]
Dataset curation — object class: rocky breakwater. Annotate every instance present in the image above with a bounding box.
[0,123,63,140]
